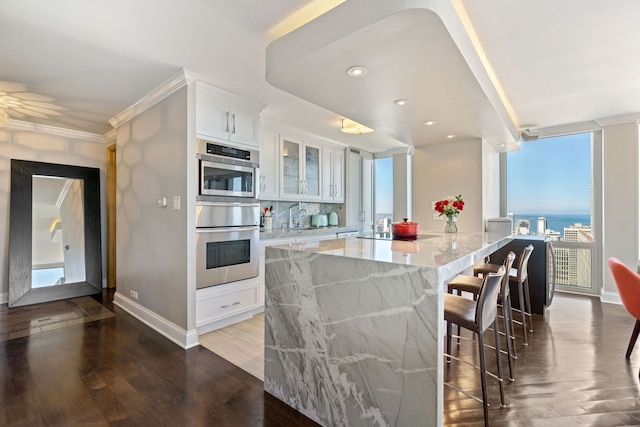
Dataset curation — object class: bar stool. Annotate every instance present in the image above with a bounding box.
[474,245,534,345]
[444,269,506,426]
[447,251,517,381]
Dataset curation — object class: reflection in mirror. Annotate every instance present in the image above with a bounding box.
[31,176,86,288]
[9,159,102,308]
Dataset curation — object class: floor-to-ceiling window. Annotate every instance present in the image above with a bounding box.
[506,131,601,295]
[374,157,393,235]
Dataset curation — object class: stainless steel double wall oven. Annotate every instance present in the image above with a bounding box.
[196,139,260,289]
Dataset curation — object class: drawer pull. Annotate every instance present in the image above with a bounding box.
[221,301,241,309]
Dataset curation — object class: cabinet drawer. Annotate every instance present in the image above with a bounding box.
[196,282,259,325]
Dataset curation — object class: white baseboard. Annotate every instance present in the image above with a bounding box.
[114,292,199,349]
[196,305,264,335]
[0,292,7,305]
[601,291,622,305]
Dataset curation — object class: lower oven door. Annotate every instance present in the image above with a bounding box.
[196,226,259,289]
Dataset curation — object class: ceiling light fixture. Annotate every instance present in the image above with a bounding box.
[423,120,437,126]
[394,99,409,107]
[0,110,8,128]
[498,143,506,148]
[346,66,367,77]
[341,118,374,134]
[446,134,456,139]
[520,129,540,142]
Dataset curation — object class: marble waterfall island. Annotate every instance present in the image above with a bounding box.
[264,233,512,427]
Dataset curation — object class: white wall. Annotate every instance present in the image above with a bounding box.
[392,152,412,221]
[602,122,639,302]
[115,86,194,335]
[60,180,86,283]
[482,141,501,226]
[413,140,484,233]
[0,127,107,304]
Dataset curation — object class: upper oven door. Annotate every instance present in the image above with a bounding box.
[200,160,255,198]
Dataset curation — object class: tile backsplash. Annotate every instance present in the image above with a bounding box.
[259,201,344,229]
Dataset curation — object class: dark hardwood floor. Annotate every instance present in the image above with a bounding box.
[1,291,639,426]
[0,291,318,427]
[444,293,640,426]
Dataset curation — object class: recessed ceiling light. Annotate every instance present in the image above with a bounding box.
[346,66,367,77]
[394,99,409,107]
[423,120,437,126]
[446,134,456,139]
[498,143,506,147]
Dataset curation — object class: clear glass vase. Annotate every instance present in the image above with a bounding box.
[444,215,458,233]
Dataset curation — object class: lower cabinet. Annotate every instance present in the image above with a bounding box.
[195,277,261,334]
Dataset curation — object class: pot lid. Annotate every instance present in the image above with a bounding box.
[393,218,418,225]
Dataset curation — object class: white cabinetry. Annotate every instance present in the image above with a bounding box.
[196,278,261,334]
[280,134,322,201]
[259,128,280,200]
[347,150,374,229]
[196,82,263,148]
[322,146,345,203]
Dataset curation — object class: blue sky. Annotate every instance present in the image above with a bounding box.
[507,132,592,214]
[374,132,592,216]
[375,157,393,214]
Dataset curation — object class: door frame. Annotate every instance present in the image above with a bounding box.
[107,144,116,289]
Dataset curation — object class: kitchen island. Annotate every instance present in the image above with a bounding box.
[264,232,512,427]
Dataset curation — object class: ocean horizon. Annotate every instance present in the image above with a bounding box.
[511,213,591,235]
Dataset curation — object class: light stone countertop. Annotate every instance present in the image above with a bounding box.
[273,231,512,282]
[263,231,513,426]
[259,225,360,241]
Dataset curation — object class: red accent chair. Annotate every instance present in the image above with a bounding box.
[607,257,640,365]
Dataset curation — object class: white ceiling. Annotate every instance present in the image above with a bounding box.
[2,0,640,153]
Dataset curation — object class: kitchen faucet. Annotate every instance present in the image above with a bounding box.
[297,208,307,231]
[287,203,307,230]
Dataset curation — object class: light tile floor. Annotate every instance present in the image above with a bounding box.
[199,313,265,380]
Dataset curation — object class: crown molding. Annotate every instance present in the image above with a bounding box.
[595,113,640,127]
[109,69,199,129]
[104,128,117,142]
[3,119,108,143]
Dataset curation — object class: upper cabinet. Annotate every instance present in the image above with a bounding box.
[322,146,345,203]
[259,127,280,200]
[196,82,263,148]
[259,124,345,203]
[280,134,322,201]
[347,150,374,228]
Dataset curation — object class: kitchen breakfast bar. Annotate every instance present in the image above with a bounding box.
[263,232,512,427]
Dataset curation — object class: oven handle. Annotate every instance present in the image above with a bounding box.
[196,226,259,233]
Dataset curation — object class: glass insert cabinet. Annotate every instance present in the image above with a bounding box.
[280,134,322,200]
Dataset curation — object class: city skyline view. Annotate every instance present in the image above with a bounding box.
[374,133,593,236]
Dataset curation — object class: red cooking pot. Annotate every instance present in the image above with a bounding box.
[391,218,419,239]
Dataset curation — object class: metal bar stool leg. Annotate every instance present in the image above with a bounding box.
[501,302,514,381]
[506,294,517,359]
[446,320,453,363]
[517,280,528,345]
[477,329,490,426]
[523,276,534,333]
[493,318,506,406]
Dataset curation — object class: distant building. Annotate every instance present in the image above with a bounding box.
[556,223,593,287]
